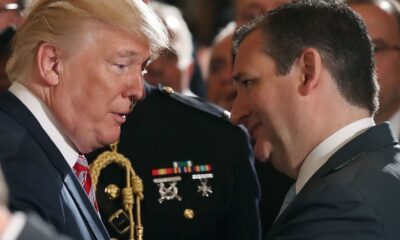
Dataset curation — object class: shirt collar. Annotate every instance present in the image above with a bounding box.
[388,108,400,138]
[295,117,375,194]
[9,82,78,168]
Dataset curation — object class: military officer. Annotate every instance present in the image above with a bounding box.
[88,83,261,240]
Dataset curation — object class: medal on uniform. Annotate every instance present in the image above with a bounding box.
[153,176,182,203]
[192,173,213,197]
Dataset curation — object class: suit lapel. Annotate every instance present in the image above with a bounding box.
[0,91,109,239]
[268,123,398,238]
[307,123,397,183]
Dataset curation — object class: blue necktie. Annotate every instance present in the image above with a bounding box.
[276,184,296,220]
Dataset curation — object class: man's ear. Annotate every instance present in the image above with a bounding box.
[36,42,63,86]
[298,48,321,96]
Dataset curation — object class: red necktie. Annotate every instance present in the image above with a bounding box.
[73,154,99,213]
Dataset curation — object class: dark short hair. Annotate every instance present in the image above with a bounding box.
[233,0,379,114]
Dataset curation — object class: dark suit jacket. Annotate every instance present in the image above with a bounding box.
[267,123,400,240]
[17,213,73,240]
[90,84,261,240]
[0,91,109,240]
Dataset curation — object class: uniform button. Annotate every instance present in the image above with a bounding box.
[105,184,120,200]
[163,86,175,94]
[183,208,195,220]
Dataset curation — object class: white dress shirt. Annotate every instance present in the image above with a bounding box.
[9,82,78,168]
[295,118,375,194]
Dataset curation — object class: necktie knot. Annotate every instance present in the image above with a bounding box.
[73,155,99,214]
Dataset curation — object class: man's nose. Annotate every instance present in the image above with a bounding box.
[230,95,250,125]
[125,72,146,101]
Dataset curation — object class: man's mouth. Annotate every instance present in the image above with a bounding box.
[112,112,128,124]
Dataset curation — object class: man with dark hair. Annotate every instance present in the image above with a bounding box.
[348,0,400,137]
[234,0,290,26]
[231,0,400,239]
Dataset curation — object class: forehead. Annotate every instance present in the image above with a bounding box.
[234,30,266,71]
[73,21,150,59]
[211,35,233,58]
[351,4,400,41]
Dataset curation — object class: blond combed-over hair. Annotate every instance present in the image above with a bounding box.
[6,0,169,82]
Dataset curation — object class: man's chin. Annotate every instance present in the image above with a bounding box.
[253,140,272,162]
[98,130,121,149]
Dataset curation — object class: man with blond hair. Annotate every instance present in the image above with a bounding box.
[0,0,169,239]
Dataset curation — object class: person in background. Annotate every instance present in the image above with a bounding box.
[0,0,25,91]
[348,0,400,137]
[231,0,400,239]
[207,21,237,111]
[0,0,24,32]
[0,27,14,91]
[234,0,290,26]
[0,0,168,239]
[145,1,197,96]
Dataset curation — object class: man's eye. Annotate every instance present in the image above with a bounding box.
[141,68,148,76]
[114,64,127,70]
[242,80,252,88]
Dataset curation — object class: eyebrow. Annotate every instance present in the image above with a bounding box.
[117,50,138,58]
[116,50,151,65]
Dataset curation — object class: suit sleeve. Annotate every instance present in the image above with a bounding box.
[225,129,262,240]
[269,183,384,240]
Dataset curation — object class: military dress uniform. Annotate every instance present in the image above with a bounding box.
[89,84,261,240]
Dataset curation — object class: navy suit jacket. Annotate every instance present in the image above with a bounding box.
[17,213,73,240]
[267,123,400,240]
[0,91,109,240]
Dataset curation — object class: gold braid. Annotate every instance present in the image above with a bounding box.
[90,143,144,240]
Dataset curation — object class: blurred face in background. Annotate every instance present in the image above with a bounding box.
[0,0,23,31]
[207,33,236,110]
[144,50,183,91]
[235,0,289,26]
[350,2,400,123]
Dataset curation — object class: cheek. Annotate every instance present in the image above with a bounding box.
[251,91,270,115]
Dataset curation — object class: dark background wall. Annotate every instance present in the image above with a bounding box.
[158,0,234,46]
